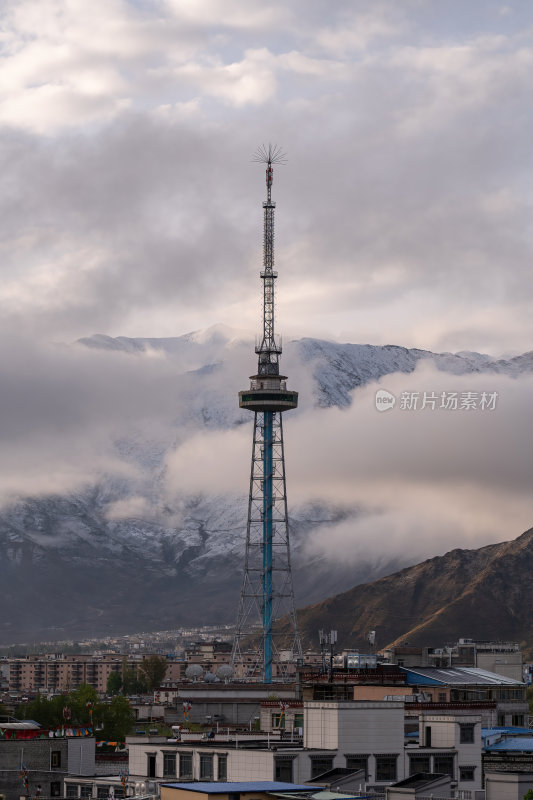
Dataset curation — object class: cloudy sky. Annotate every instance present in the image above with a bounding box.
[2,0,533,353]
[1,0,532,571]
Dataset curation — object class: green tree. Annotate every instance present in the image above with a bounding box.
[67,684,102,728]
[522,790,533,800]
[138,656,168,692]
[106,671,123,696]
[100,696,134,741]
[17,694,58,728]
[122,666,147,695]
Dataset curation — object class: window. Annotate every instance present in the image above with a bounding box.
[459,766,476,782]
[271,713,285,729]
[163,753,176,777]
[459,724,475,744]
[310,756,334,779]
[345,755,368,779]
[425,726,432,747]
[66,787,78,798]
[293,713,304,731]
[97,788,111,799]
[217,755,227,781]
[275,757,293,782]
[179,753,193,779]
[512,714,524,727]
[434,754,454,779]
[51,751,62,769]
[409,755,430,775]
[375,755,398,782]
[497,713,506,726]
[200,754,213,780]
[438,692,447,702]
[80,787,92,798]
[50,783,61,797]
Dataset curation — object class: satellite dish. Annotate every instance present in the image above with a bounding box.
[204,672,217,683]
[216,665,233,680]
[185,664,204,680]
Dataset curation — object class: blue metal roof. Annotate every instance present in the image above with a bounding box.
[485,737,533,752]
[482,727,532,738]
[161,783,313,794]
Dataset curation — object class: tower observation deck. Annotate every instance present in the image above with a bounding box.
[232,145,302,683]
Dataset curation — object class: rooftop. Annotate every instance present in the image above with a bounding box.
[484,737,533,752]
[306,768,365,785]
[402,666,524,686]
[391,773,449,789]
[482,727,532,738]
[161,783,313,794]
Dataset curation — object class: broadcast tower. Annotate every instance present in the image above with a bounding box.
[231,145,302,683]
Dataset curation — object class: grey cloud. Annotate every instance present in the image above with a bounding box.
[0,1,531,352]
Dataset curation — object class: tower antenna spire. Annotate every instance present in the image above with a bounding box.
[232,146,302,684]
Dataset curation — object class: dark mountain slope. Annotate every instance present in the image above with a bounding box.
[294,527,533,655]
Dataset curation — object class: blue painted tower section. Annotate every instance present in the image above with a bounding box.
[232,146,302,683]
[262,410,274,682]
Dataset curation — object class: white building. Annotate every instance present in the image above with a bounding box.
[410,714,483,796]
[127,701,483,795]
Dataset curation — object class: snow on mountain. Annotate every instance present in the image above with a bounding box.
[1,327,531,644]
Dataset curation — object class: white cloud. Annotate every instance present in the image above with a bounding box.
[157,357,533,566]
[0,0,532,571]
[174,49,278,106]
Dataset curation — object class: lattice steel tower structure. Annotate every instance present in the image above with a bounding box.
[231,145,302,683]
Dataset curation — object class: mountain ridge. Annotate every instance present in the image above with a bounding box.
[1,327,531,644]
[293,527,533,656]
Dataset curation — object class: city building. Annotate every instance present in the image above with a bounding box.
[0,728,94,799]
[126,699,485,795]
[160,782,316,800]
[5,653,167,695]
[400,666,528,727]
[385,640,524,683]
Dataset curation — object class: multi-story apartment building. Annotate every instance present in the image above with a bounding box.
[6,654,134,694]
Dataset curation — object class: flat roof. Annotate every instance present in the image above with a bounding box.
[402,666,524,686]
[161,783,313,794]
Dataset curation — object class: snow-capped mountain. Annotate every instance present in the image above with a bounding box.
[1,326,531,644]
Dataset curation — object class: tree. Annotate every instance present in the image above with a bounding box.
[17,694,59,729]
[138,656,168,692]
[106,672,123,696]
[122,666,147,695]
[67,684,102,728]
[100,696,134,741]
[17,693,70,729]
